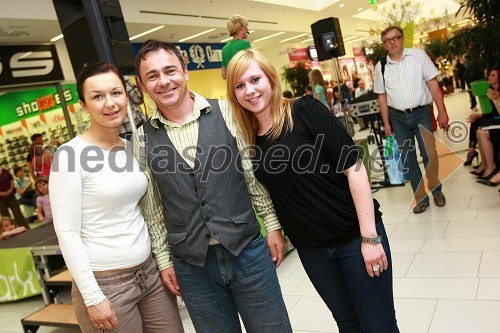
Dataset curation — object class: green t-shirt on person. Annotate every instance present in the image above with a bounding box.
[222,39,251,67]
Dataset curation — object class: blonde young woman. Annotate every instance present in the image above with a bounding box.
[308,69,328,107]
[50,62,184,333]
[226,49,399,333]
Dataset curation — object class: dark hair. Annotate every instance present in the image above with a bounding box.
[489,68,500,93]
[135,39,185,81]
[76,62,125,102]
[381,26,404,40]
[30,133,42,142]
[282,90,293,98]
[13,166,24,175]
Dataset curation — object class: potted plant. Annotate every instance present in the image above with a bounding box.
[447,0,500,113]
[281,62,310,97]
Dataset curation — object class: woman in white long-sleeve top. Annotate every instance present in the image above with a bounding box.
[49,62,184,333]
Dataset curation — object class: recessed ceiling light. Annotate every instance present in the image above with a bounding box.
[279,33,308,43]
[50,34,64,42]
[358,7,363,11]
[253,32,285,43]
[339,3,345,7]
[178,28,216,42]
[129,25,165,41]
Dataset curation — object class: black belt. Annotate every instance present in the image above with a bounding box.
[389,105,428,113]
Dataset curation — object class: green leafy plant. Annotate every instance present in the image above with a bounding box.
[424,38,450,59]
[281,62,310,97]
[363,41,388,65]
[447,0,500,76]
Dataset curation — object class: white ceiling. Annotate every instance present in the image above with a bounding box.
[0,0,464,49]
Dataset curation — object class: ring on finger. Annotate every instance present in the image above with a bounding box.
[373,264,380,272]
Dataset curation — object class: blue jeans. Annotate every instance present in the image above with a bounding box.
[390,106,442,204]
[297,219,399,333]
[173,233,292,333]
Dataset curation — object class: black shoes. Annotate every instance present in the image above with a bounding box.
[463,151,478,166]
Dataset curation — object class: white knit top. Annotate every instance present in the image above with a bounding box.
[49,136,151,306]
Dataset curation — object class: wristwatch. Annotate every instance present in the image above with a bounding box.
[361,235,382,244]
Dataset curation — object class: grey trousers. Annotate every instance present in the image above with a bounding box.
[71,254,184,333]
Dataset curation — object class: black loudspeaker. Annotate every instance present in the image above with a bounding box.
[311,17,346,61]
[52,0,135,77]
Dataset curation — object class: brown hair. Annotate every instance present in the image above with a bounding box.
[135,39,185,82]
[35,176,49,196]
[226,49,293,146]
[381,25,404,40]
[76,62,125,103]
[308,69,328,99]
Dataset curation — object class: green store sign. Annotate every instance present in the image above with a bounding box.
[0,84,78,126]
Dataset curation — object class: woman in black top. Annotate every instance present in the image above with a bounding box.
[226,49,399,333]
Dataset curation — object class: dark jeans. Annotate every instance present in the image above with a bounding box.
[390,106,442,204]
[297,219,399,333]
[173,234,292,333]
[18,189,36,207]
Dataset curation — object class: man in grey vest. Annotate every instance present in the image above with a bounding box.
[132,40,292,333]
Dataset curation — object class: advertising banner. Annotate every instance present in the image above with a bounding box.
[0,44,64,89]
[132,42,223,71]
[0,248,42,303]
[0,84,78,127]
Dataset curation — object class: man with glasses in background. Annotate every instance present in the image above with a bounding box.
[374,26,449,214]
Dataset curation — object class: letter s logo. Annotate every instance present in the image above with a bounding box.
[10,51,54,78]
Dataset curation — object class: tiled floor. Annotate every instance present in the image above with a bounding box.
[1,90,499,332]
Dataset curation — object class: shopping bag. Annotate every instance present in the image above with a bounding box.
[383,136,405,184]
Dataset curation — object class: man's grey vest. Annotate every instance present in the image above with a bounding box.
[142,100,260,267]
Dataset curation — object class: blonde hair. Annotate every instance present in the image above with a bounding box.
[227,14,248,37]
[226,49,294,146]
[1,216,13,232]
[308,69,327,97]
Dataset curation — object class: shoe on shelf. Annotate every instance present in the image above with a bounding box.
[463,151,478,166]
[433,191,446,207]
[413,201,429,214]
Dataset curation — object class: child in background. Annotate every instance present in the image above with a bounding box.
[35,177,52,223]
[1,216,28,240]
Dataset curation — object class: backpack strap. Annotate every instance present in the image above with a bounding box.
[380,56,387,84]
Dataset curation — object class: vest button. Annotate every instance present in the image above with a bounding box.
[204,216,210,222]
[190,173,194,177]
[194,187,197,192]
[205,233,210,239]
[201,201,206,207]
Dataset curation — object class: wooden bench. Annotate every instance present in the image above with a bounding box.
[21,303,79,333]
